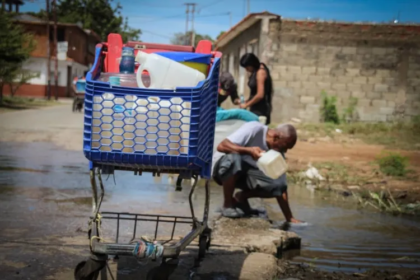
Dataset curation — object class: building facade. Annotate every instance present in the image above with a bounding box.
[215,12,420,123]
[3,16,101,98]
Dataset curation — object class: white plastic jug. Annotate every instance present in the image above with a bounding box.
[257,150,288,180]
[135,51,206,89]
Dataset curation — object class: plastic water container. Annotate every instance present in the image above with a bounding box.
[98,73,138,87]
[119,47,135,74]
[257,150,288,180]
[135,51,206,89]
[155,52,211,76]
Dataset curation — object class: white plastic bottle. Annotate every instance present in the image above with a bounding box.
[135,51,206,89]
[257,150,288,179]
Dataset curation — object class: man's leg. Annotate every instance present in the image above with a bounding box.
[222,174,237,209]
[236,165,301,223]
[212,154,244,218]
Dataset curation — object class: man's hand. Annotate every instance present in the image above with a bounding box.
[239,103,247,109]
[248,146,264,160]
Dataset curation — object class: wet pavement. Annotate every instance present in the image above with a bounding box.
[1,105,420,279]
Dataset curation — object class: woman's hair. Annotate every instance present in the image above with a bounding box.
[240,53,260,70]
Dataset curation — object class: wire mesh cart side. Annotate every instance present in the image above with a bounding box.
[74,35,220,280]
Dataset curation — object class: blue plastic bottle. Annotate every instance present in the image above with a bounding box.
[119,47,135,74]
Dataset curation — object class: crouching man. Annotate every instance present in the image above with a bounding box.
[213,121,301,223]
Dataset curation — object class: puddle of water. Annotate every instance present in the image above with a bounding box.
[0,166,49,173]
[1,141,420,274]
[268,185,420,273]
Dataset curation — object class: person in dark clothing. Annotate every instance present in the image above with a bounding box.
[239,53,273,125]
[218,72,240,107]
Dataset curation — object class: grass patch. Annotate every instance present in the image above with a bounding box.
[354,190,420,215]
[375,152,409,177]
[313,162,368,186]
[0,96,58,111]
[298,119,420,150]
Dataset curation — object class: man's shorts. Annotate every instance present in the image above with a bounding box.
[212,153,288,197]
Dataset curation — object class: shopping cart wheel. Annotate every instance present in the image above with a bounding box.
[198,227,212,260]
[74,258,106,280]
[146,258,178,280]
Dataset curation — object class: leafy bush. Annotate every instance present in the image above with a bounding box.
[376,152,409,177]
[320,91,340,124]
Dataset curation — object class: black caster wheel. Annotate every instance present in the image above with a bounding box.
[74,261,99,280]
[74,258,106,280]
[198,228,212,260]
[146,258,178,280]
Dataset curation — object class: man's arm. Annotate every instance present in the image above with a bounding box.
[217,122,265,160]
[229,84,240,105]
[217,139,263,160]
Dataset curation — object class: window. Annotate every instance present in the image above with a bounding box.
[222,55,228,72]
[88,42,95,55]
[228,53,235,75]
[49,27,65,42]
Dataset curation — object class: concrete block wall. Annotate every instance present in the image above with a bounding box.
[266,19,420,123]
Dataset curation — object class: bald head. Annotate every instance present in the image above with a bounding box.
[266,123,298,152]
[276,124,297,145]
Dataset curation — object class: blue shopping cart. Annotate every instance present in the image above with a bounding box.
[74,36,221,280]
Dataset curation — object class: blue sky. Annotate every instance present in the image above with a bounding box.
[21,0,420,44]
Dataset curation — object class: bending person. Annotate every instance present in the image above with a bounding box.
[213,121,301,223]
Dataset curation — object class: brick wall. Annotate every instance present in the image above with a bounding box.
[267,19,420,123]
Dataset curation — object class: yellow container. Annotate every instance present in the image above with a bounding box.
[181,62,208,76]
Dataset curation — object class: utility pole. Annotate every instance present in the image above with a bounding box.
[247,0,250,15]
[229,12,232,28]
[46,0,51,100]
[184,3,196,46]
[190,3,196,46]
[53,0,58,100]
[184,3,190,46]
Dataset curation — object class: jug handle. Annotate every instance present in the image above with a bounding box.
[136,64,154,88]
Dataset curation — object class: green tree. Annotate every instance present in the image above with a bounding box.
[27,0,141,41]
[170,31,214,46]
[216,31,225,40]
[0,12,36,103]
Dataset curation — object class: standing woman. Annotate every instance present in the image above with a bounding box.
[239,53,273,125]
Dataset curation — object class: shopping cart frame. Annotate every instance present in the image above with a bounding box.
[74,35,219,280]
[88,167,211,258]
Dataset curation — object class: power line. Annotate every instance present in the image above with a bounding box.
[197,0,224,11]
[127,12,229,22]
[195,12,230,18]
[141,29,173,39]
[127,14,185,22]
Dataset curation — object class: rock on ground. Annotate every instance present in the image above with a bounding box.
[212,217,301,255]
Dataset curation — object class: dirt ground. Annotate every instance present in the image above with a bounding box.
[286,135,420,205]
